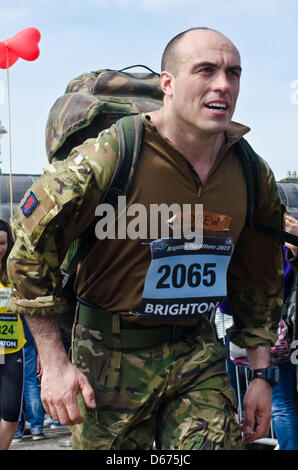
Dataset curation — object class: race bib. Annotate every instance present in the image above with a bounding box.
[137,236,234,320]
[0,283,26,353]
[0,314,19,349]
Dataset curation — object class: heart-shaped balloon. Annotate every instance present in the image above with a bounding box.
[0,27,41,69]
[0,45,19,69]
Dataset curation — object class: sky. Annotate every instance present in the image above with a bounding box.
[0,0,297,182]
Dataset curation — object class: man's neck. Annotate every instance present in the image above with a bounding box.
[147,109,225,184]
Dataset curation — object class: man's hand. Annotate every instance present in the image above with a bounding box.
[24,314,96,426]
[241,378,272,443]
[242,344,272,443]
[41,358,96,426]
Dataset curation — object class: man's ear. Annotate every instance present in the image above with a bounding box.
[160,71,174,97]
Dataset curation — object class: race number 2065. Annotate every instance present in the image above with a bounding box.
[156,262,216,289]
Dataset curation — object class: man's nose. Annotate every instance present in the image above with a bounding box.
[211,71,231,93]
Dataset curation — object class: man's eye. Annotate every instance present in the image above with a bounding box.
[228,69,240,78]
[198,67,213,74]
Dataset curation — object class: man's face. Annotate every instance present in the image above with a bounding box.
[164,30,242,137]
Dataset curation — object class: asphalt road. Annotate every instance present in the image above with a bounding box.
[9,426,72,451]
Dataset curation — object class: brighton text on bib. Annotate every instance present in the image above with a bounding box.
[137,236,234,320]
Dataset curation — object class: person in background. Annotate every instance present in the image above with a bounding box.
[0,220,26,450]
[285,215,298,261]
[13,317,46,442]
[226,214,298,450]
[270,214,298,449]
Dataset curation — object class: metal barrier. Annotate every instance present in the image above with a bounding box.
[214,309,280,450]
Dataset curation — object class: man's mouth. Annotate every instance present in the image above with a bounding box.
[205,101,228,111]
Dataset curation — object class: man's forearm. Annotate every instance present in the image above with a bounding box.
[246,345,271,369]
[242,344,272,443]
[24,314,69,367]
[24,314,96,425]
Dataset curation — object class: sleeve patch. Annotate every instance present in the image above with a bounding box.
[21,191,39,217]
[18,180,56,237]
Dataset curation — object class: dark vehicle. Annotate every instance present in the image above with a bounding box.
[277,182,298,219]
[0,173,39,222]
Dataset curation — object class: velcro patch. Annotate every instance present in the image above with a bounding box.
[21,191,39,217]
[18,180,56,238]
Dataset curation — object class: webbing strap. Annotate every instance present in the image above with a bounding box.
[64,115,144,279]
[77,303,193,350]
[112,314,121,349]
[253,221,298,246]
[235,138,259,228]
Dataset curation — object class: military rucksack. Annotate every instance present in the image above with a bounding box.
[46,65,164,331]
[46,65,163,163]
[45,65,298,332]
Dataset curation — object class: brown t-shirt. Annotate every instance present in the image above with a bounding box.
[74,117,281,329]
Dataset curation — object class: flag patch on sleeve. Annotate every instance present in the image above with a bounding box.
[21,191,39,217]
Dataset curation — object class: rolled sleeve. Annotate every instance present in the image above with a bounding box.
[226,157,285,349]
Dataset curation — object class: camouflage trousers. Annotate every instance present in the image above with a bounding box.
[71,318,243,450]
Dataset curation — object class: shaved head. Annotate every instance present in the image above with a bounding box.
[161,27,239,76]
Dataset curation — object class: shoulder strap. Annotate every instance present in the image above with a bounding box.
[104,113,143,206]
[64,114,144,279]
[236,137,298,247]
[234,137,260,229]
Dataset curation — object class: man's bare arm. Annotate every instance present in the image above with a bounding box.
[25,314,96,425]
[25,314,68,364]
[242,345,272,443]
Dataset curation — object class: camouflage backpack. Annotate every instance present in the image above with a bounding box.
[46,65,163,162]
[45,65,164,331]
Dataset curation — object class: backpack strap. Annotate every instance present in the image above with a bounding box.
[236,137,298,247]
[63,114,144,280]
[234,137,260,229]
[104,113,143,207]
[253,221,298,246]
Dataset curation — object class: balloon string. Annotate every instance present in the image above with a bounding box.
[6,45,13,220]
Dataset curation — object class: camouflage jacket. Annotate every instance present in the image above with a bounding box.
[7,117,285,349]
[7,125,118,316]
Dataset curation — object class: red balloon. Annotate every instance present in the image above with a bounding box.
[6,28,41,61]
[0,41,5,58]
[0,27,41,69]
[0,43,19,69]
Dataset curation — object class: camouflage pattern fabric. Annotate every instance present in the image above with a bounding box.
[71,316,243,450]
[7,125,120,316]
[45,67,163,164]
